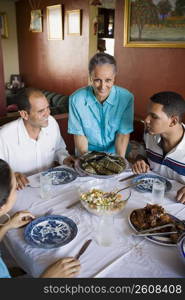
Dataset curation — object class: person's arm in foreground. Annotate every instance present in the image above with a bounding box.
[176,187,185,204]
[132,154,150,174]
[15,172,29,190]
[41,257,80,278]
[0,211,35,241]
[74,135,88,156]
[68,94,88,156]
[132,131,150,174]
[116,92,134,158]
[115,133,130,157]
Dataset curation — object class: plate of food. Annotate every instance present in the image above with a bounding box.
[43,167,78,185]
[24,215,78,248]
[79,185,131,216]
[75,151,128,178]
[132,174,172,193]
[129,204,185,246]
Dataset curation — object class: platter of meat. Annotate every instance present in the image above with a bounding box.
[129,204,185,246]
[75,151,128,178]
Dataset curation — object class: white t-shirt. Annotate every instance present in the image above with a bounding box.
[0,116,69,176]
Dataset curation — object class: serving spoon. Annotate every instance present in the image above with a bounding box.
[104,180,144,198]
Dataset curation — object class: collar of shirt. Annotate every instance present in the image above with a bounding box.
[17,118,50,145]
[151,123,185,152]
[86,85,116,107]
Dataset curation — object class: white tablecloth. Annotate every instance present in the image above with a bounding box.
[3,169,185,278]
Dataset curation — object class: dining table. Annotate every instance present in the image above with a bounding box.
[2,166,185,278]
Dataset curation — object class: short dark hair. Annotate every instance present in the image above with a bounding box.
[150,91,185,121]
[0,159,12,206]
[16,88,45,112]
[88,52,117,74]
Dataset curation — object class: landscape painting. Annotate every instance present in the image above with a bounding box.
[124,0,185,47]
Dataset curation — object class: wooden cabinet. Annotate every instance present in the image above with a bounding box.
[98,8,115,38]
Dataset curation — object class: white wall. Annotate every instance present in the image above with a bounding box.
[0,0,19,83]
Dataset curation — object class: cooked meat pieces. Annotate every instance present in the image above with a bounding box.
[130,203,185,243]
[130,204,167,230]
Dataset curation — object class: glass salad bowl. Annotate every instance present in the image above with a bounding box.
[78,179,131,216]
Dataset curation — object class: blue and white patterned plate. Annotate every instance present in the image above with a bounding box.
[177,233,185,264]
[132,174,172,193]
[24,215,78,249]
[43,167,78,185]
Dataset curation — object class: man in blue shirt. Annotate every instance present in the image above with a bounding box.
[68,52,134,157]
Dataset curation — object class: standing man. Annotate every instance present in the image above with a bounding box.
[0,88,74,189]
[68,52,134,157]
[132,91,185,204]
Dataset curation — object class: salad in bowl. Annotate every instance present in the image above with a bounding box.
[79,180,131,216]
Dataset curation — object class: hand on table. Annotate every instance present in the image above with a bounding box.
[176,186,185,204]
[63,155,76,168]
[7,211,35,229]
[41,257,81,278]
[15,172,29,190]
[132,159,150,174]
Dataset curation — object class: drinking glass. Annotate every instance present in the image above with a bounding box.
[40,172,52,200]
[96,213,115,247]
[152,179,165,204]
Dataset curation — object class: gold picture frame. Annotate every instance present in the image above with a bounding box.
[66,9,81,36]
[30,9,42,32]
[124,0,185,48]
[46,4,63,40]
[0,12,8,38]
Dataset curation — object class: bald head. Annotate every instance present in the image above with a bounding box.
[17,88,47,112]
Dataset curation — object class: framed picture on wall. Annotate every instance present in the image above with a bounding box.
[123,0,185,48]
[47,4,63,40]
[0,12,8,38]
[30,9,42,32]
[66,9,81,35]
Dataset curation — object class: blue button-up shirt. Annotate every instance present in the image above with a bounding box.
[68,85,134,153]
[0,257,11,278]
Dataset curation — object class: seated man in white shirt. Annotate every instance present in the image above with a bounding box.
[0,88,74,189]
[132,91,185,204]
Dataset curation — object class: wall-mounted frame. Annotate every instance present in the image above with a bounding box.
[124,0,185,48]
[0,12,8,38]
[66,9,81,35]
[30,9,42,32]
[46,4,63,40]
